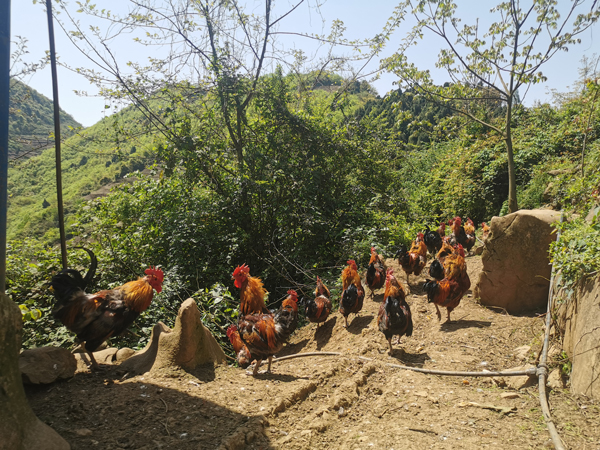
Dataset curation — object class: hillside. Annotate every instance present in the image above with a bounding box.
[9,80,82,160]
[24,255,600,449]
[7,103,156,241]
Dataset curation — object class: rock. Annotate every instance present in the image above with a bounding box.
[503,365,537,390]
[19,346,76,385]
[547,169,573,176]
[118,298,227,375]
[116,347,136,362]
[547,369,564,391]
[585,203,599,222]
[500,392,521,399]
[75,429,93,437]
[474,209,561,314]
[513,345,531,361]
[93,347,118,364]
[474,245,484,256]
[558,277,600,399]
[542,183,554,202]
[0,293,71,450]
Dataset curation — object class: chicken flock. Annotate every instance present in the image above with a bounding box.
[48,216,487,376]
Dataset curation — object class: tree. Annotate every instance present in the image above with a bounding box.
[50,0,404,286]
[385,0,600,213]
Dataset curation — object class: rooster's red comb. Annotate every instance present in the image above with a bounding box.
[145,266,164,283]
[232,264,250,278]
[371,247,376,253]
[386,268,394,276]
[226,324,238,339]
[346,259,357,269]
[287,289,298,301]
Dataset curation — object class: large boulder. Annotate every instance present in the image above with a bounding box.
[118,298,227,375]
[474,209,561,314]
[0,293,70,449]
[19,347,76,385]
[557,276,600,399]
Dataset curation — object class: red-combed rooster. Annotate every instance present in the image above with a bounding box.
[449,216,476,253]
[481,222,491,241]
[366,247,386,299]
[340,260,365,328]
[423,245,470,322]
[234,289,299,376]
[227,324,251,369]
[232,264,269,316]
[302,277,332,328]
[378,268,412,354]
[49,249,164,369]
[396,233,428,286]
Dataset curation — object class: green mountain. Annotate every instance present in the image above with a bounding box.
[7,102,156,241]
[9,79,82,160]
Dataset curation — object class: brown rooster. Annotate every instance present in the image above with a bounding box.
[234,290,299,376]
[366,247,386,299]
[481,222,491,241]
[232,264,269,315]
[378,268,413,353]
[423,244,470,322]
[340,260,365,328]
[302,277,332,328]
[227,324,252,368]
[449,217,475,253]
[437,222,446,238]
[396,233,428,286]
[50,249,164,369]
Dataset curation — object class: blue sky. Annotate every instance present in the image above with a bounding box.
[11,0,600,128]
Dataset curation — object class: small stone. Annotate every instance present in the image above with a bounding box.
[75,429,93,437]
[547,369,564,390]
[500,392,521,399]
[513,346,531,361]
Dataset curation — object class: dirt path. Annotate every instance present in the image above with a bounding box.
[26,255,600,449]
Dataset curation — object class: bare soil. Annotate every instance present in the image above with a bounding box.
[25,255,600,449]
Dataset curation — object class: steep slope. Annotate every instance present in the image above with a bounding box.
[24,255,600,449]
[9,80,82,159]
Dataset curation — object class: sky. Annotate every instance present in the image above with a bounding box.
[10,0,600,128]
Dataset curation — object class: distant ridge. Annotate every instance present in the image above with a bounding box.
[9,79,82,160]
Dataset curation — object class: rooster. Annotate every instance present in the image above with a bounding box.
[463,218,476,252]
[378,268,413,354]
[234,289,299,376]
[396,233,428,286]
[302,277,332,328]
[430,243,465,281]
[437,222,446,238]
[340,260,365,328]
[481,222,491,241]
[423,225,443,256]
[49,249,164,369]
[365,247,386,299]
[227,324,251,369]
[232,264,269,316]
[423,245,470,322]
[449,217,475,253]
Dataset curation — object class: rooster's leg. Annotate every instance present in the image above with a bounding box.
[266,356,273,374]
[343,315,349,328]
[82,342,100,371]
[388,338,393,354]
[446,309,452,322]
[250,359,263,376]
[435,304,442,321]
